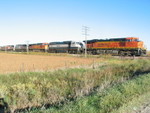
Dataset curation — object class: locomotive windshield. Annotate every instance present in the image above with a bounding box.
[126,39,140,42]
[134,39,140,42]
[77,42,85,49]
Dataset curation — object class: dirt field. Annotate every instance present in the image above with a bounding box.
[0,53,101,74]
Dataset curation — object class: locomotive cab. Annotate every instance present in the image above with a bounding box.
[73,42,85,53]
[69,41,85,53]
[125,37,146,56]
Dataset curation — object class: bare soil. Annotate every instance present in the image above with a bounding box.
[0,53,101,74]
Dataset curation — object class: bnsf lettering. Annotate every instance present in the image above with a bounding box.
[98,43,109,47]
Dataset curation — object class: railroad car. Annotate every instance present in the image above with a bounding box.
[15,44,27,52]
[85,37,146,56]
[0,46,7,51]
[48,41,85,53]
[0,45,14,51]
[29,43,48,52]
[6,45,14,51]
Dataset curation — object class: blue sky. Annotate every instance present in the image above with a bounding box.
[0,0,150,49]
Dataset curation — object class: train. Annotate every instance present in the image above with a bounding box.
[0,45,14,51]
[85,37,146,56]
[29,43,48,52]
[48,41,85,53]
[0,37,147,56]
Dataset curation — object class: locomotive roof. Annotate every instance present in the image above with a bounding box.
[85,37,139,43]
[5,45,14,46]
[16,44,27,46]
[0,45,14,47]
[49,41,73,44]
[29,43,48,46]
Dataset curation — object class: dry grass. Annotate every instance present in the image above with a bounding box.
[146,50,150,56]
[0,53,101,74]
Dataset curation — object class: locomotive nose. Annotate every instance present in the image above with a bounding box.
[138,41,144,49]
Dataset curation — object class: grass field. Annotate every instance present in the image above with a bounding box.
[36,73,150,113]
[0,52,150,112]
[0,53,101,74]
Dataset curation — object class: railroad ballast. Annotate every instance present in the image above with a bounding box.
[0,37,146,56]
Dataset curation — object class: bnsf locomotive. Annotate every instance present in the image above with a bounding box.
[0,37,146,56]
[29,43,48,52]
[85,37,146,56]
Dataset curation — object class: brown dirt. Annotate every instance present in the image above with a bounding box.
[141,103,150,113]
[0,53,101,74]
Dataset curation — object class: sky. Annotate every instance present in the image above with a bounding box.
[0,0,150,49]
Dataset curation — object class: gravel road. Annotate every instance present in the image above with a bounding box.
[139,103,150,113]
[133,102,150,113]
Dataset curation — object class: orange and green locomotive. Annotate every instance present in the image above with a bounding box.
[29,43,48,52]
[85,37,146,56]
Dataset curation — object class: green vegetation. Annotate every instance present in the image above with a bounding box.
[37,73,150,113]
[0,58,150,112]
[113,91,150,113]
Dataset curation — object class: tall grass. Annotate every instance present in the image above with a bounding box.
[39,73,150,113]
[0,59,150,112]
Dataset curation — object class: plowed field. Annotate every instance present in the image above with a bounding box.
[0,53,100,74]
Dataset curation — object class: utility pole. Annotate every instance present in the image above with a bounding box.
[82,26,89,58]
[26,40,29,54]
[5,46,7,53]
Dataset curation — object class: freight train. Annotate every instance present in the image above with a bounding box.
[0,37,146,56]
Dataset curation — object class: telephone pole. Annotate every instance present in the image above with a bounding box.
[82,26,89,57]
[26,40,29,53]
